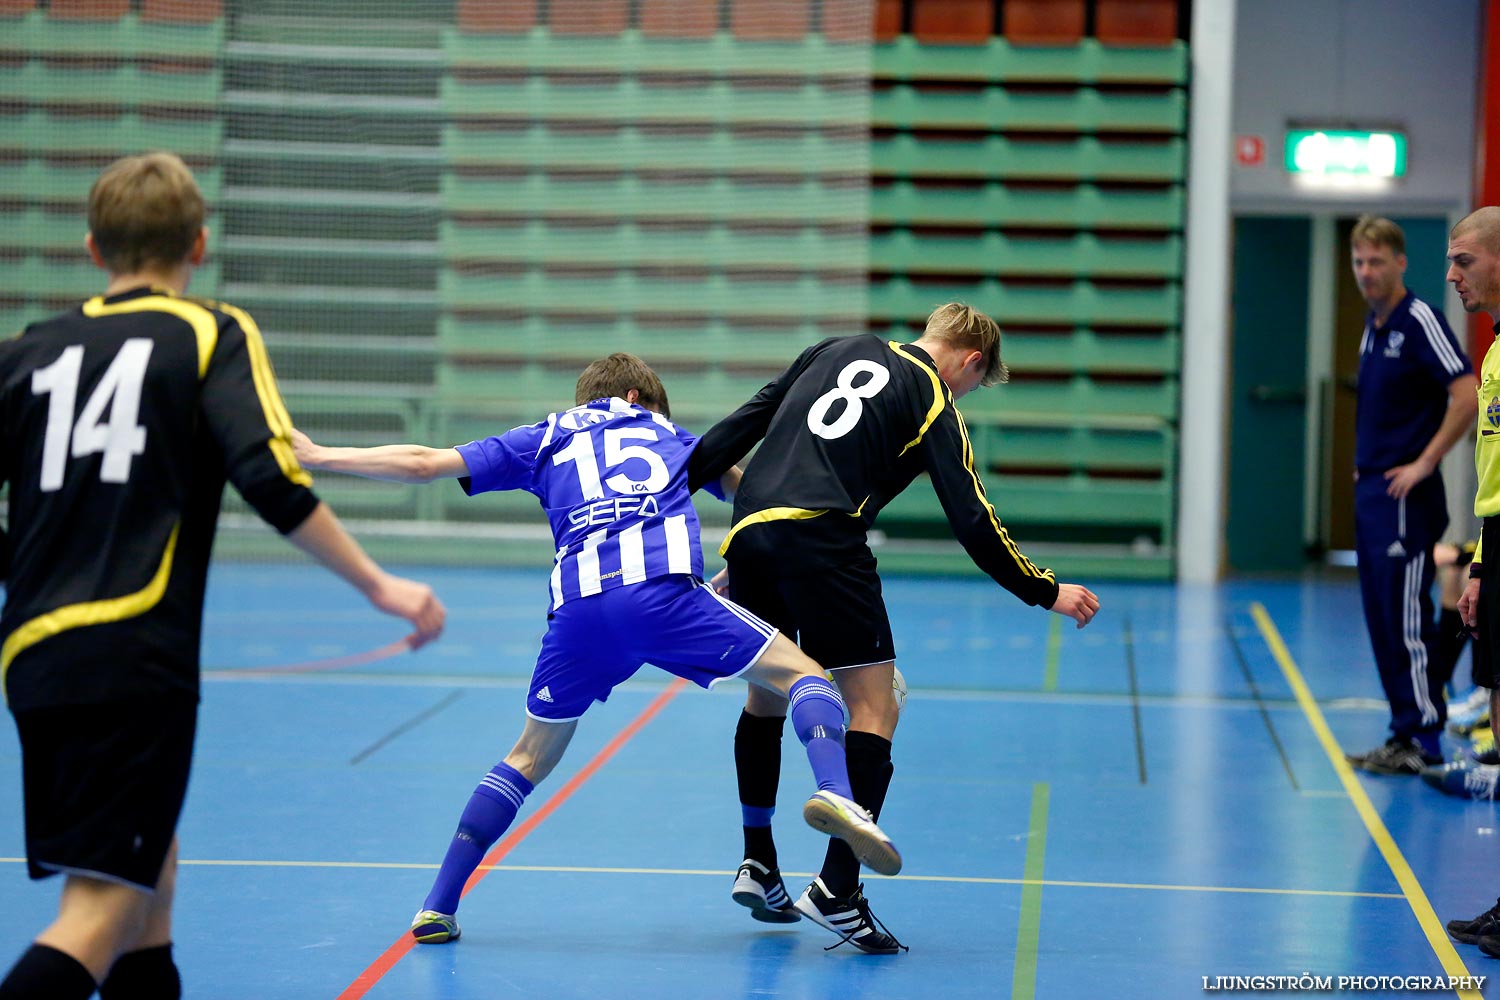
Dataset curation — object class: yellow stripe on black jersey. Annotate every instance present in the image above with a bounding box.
[887,341,947,455]
[2,524,179,697]
[719,505,828,557]
[954,409,1048,580]
[889,341,1049,585]
[83,291,218,376]
[218,302,312,488]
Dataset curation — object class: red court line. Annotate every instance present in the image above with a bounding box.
[236,637,414,675]
[334,677,691,1000]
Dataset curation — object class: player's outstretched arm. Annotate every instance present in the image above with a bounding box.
[292,428,470,484]
[1051,583,1100,630]
[287,502,447,649]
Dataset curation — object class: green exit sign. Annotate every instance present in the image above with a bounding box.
[1285,129,1407,177]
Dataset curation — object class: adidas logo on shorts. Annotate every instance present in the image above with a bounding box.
[537,686,554,703]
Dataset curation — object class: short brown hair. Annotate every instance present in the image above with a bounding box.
[574,353,671,417]
[1350,215,1406,256]
[1452,207,1500,252]
[87,151,206,273]
[923,302,1007,386]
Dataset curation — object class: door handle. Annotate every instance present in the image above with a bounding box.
[1249,385,1307,404]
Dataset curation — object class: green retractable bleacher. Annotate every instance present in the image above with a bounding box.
[0,6,224,334]
[861,29,1185,576]
[3,3,1184,577]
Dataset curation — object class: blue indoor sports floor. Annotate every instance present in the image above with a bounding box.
[2,564,1498,999]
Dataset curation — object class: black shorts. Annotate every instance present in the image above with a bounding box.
[1476,518,1500,689]
[727,523,895,670]
[13,693,197,890]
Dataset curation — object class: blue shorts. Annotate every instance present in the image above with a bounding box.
[527,574,779,722]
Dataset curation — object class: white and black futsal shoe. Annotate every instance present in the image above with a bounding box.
[793,877,907,954]
[731,859,801,923]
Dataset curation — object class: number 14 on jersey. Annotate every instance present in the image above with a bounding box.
[31,339,153,492]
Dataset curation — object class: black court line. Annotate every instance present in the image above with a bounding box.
[349,690,464,766]
[1122,613,1148,784]
[1224,618,1301,790]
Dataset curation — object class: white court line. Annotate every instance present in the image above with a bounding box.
[0,858,1401,899]
[198,670,1394,715]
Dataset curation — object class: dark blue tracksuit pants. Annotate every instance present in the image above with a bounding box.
[1354,473,1447,740]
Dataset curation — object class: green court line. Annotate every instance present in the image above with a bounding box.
[1012,782,1050,1000]
[1042,615,1062,691]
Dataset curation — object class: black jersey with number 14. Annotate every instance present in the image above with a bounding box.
[0,287,319,710]
[691,334,1058,608]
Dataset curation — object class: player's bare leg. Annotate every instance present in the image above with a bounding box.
[34,875,151,982]
[92,839,182,999]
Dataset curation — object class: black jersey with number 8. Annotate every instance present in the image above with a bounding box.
[691,334,1058,608]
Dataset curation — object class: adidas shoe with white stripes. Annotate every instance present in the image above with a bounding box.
[801,790,902,876]
[793,878,907,954]
[731,859,801,923]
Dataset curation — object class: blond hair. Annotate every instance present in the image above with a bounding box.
[1350,214,1405,256]
[923,302,1008,386]
[575,353,671,417]
[87,151,205,273]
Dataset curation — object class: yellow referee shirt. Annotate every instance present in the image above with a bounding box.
[1473,321,1500,563]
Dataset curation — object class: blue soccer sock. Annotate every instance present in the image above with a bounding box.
[422,761,534,916]
[788,676,853,799]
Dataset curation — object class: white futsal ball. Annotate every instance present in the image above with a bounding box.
[892,667,908,713]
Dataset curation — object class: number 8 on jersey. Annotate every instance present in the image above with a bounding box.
[806,361,890,441]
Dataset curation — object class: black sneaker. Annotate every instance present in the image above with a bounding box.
[792,877,908,954]
[1450,899,1500,944]
[1479,933,1500,958]
[1346,738,1443,775]
[731,859,800,923]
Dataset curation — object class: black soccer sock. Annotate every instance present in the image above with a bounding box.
[100,943,179,1000]
[1436,608,1470,691]
[736,710,787,867]
[0,944,97,1000]
[818,730,894,898]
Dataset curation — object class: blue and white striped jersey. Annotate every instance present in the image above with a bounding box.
[1356,291,1471,473]
[455,397,723,609]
